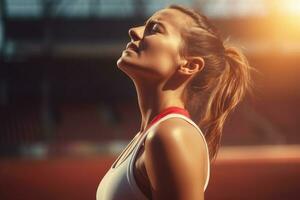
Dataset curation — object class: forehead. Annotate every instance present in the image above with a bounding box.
[148,8,195,32]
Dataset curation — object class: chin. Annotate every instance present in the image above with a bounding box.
[117,57,132,70]
[117,55,140,69]
[116,57,124,68]
[116,57,138,77]
[118,60,153,83]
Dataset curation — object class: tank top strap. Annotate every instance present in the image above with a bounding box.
[141,113,209,155]
[127,111,193,199]
[130,112,210,191]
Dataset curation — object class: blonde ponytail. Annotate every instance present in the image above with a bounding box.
[169,4,258,163]
[201,44,257,162]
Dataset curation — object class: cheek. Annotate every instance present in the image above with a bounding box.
[143,37,181,76]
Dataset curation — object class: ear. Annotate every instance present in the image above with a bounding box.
[178,56,205,76]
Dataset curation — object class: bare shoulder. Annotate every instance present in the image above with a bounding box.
[148,117,206,149]
[144,117,207,200]
[146,117,207,162]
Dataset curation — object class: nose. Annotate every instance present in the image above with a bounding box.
[128,27,141,41]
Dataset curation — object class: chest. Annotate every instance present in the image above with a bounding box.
[133,142,152,198]
[112,134,152,197]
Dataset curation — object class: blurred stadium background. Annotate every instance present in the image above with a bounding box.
[0,0,300,199]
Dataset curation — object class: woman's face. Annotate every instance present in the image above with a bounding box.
[117,8,193,82]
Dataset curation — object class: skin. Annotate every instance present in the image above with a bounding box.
[116,8,208,200]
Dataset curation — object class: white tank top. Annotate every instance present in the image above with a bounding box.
[96,113,210,200]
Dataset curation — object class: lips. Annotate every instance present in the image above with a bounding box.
[126,42,139,52]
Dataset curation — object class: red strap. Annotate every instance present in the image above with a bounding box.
[145,106,191,132]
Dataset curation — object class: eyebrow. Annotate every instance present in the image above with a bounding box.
[143,19,168,33]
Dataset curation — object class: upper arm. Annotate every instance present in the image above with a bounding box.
[144,118,207,200]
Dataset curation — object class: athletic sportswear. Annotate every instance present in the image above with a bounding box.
[96,107,210,200]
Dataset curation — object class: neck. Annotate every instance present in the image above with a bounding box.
[133,81,186,133]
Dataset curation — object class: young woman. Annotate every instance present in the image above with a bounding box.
[97,4,255,200]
